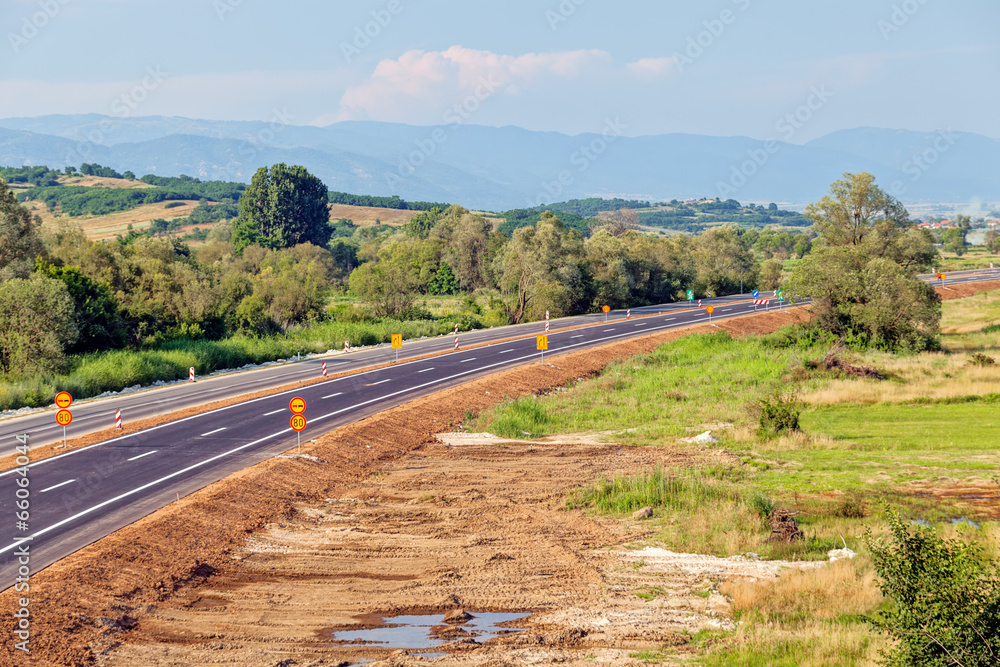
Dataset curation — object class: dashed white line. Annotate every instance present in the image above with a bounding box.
[127,451,157,462]
[322,392,343,399]
[500,349,514,354]
[39,479,75,493]
[371,379,391,386]
[665,318,676,321]
[200,427,227,437]
[418,368,435,373]
[460,358,477,363]
[603,328,616,332]
[263,409,284,416]
[571,335,584,339]
[634,323,647,327]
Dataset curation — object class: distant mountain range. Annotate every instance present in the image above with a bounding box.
[0,115,996,211]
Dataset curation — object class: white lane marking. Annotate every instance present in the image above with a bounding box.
[0,430,287,556]
[603,328,616,332]
[571,335,584,339]
[263,409,284,417]
[1,300,812,476]
[460,358,477,363]
[665,318,676,321]
[322,392,343,399]
[371,379,391,386]
[127,451,157,462]
[634,323,647,327]
[418,368,435,373]
[200,427,227,437]
[39,479,75,493]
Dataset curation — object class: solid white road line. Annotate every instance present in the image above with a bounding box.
[39,479,75,493]
[322,392,343,399]
[200,427,227,437]
[0,430,287,556]
[126,451,157,462]
[263,409,284,417]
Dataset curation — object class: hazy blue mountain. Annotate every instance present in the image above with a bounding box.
[0,115,996,210]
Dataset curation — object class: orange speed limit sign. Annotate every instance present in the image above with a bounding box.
[55,409,73,426]
[55,391,73,409]
[290,414,307,432]
[706,306,715,314]
[602,305,611,314]
[289,397,306,414]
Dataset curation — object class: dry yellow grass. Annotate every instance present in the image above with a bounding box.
[26,199,206,240]
[328,204,420,226]
[58,175,154,189]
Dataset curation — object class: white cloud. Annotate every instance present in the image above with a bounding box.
[321,46,673,126]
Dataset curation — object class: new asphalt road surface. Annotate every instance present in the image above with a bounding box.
[0,269,996,589]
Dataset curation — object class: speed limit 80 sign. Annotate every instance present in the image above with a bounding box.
[290,414,307,432]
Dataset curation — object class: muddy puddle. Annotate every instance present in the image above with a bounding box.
[333,611,531,657]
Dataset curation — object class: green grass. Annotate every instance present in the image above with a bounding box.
[0,316,483,410]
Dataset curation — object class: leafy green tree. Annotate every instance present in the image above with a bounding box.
[493,212,586,323]
[866,509,1000,667]
[941,227,968,256]
[428,262,459,295]
[790,174,941,351]
[0,275,78,377]
[985,229,1000,254]
[691,226,759,296]
[806,171,910,253]
[788,246,940,351]
[0,178,44,281]
[348,258,420,318]
[36,260,124,353]
[233,164,331,252]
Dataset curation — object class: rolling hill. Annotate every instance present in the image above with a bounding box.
[1,115,997,210]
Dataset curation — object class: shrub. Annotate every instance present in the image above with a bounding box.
[758,393,801,437]
[968,352,996,367]
[865,509,1000,666]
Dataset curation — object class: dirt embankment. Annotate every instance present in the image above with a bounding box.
[0,309,809,666]
[936,279,1000,300]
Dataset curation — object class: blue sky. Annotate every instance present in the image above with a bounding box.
[2,0,998,141]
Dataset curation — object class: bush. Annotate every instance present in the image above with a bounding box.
[968,352,996,367]
[758,394,801,437]
[865,509,1000,666]
[487,396,549,438]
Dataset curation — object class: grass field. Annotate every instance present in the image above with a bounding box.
[475,289,1000,665]
[938,248,1000,272]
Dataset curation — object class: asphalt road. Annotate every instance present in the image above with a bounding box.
[0,268,997,589]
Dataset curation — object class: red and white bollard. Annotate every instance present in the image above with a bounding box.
[545,311,549,333]
[697,300,702,307]
[189,367,195,382]
[454,323,459,350]
[115,409,122,430]
[322,362,327,377]
[626,308,631,319]
[344,340,350,353]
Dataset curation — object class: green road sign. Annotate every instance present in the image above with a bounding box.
[687,290,694,301]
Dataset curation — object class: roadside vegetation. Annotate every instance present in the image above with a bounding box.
[476,174,1000,665]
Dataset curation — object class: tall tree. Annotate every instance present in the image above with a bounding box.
[0,276,78,377]
[232,164,331,252]
[0,178,44,281]
[806,171,910,254]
